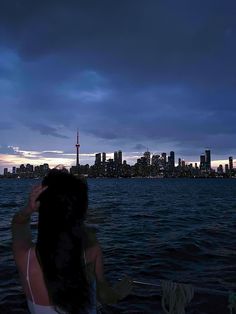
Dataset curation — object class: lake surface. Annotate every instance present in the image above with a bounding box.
[1,178,236,313]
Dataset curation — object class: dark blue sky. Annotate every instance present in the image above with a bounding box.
[0,0,236,171]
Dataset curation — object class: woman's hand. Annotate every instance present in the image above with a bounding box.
[113,276,133,300]
[24,185,47,215]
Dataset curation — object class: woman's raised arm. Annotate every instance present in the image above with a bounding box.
[11,185,47,261]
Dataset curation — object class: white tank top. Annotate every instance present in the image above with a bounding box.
[26,248,97,314]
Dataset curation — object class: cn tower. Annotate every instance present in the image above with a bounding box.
[75,130,80,167]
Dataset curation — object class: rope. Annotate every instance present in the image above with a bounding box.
[120,278,236,313]
[160,280,194,314]
[132,279,228,296]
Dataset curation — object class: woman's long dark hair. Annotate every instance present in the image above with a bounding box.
[36,169,91,313]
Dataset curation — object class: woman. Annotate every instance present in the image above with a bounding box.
[12,169,132,313]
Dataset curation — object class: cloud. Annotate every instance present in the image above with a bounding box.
[133,144,147,151]
[1,1,235,87]
[0,0,236,164]
[27,123,69,139]
[0,145,19,154]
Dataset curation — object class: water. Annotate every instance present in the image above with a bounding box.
[1,178,236,313]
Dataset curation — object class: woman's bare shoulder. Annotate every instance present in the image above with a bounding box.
[83,224,99,247]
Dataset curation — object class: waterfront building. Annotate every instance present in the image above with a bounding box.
[178,158,181,167]
[168,151,175,171]
[151,154,160,167]
[161,153,167,166]
[102,152,106,176]
[158,153,166,171]
[114,150,122,165]
[44,163,49,171]
[106,158,115,177]
[19,164,26,173]
[217,164,224,174]
[143,151,151,166]
[113,150,122,176]
[95,153,102,165]
[26,164,34,173]
[205,149,211,171]
[229,156,233,171]
[121,160,131,177]
[200,154,206,171]
[4,168,8,176]
[31,163,49,177]
[94,153,103,176]
[102,152,106,164]
[114,151,118,164]
[225,164,229,173]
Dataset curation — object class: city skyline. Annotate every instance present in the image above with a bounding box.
[1,2,236,169]
[2,145,235,178]
[0,131,235,174]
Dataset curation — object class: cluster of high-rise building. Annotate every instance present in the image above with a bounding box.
[69,148,235,178]
[73,149,234,178]
[1,149,235,179]
[2,163,50,178]
[1,132,235,178]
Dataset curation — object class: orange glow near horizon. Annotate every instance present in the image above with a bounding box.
[0,150,94,172]
[0,153,74,169]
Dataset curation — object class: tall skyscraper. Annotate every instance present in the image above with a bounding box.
[102,152,106,164]
[200,154,205,170]
[161,152,167,168]
[225,164,229,173]
[161,153,167,164]
[178,158,181,167]
[169,151,175,170]
[205,149,211,171]
[75,130,80,166]
[114,150,122,165]
[151,154,160,167]
[118,150,122,165]
[143,151,151,166]
[114,151,118,164]
[229,156,233,171]
[95,153,102,165]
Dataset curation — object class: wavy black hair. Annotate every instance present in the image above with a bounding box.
[36,169,91,313]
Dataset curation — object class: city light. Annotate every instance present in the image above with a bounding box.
[1,133,235,178]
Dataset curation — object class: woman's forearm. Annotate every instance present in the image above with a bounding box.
[12,208,32,224]
[11,209,32,247]
[12,185,46,251]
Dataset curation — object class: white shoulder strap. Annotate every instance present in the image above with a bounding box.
[26,247,35,304]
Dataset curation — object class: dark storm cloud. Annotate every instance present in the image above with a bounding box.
[1,0,236,87]
[28,123,69,139]
[133,144,147,151]
[0,0,236,158]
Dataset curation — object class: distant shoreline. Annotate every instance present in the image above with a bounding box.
[0,176,235,180]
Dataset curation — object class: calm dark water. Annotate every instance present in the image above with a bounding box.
[0,178,236,313]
